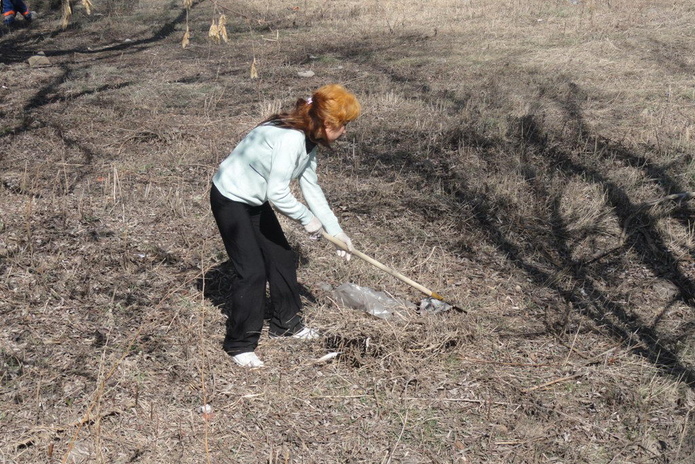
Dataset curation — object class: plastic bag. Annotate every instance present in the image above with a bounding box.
[332,283,415,320]
[419,297,452,314]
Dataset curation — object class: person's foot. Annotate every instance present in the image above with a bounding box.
[24,11,34,23]
[270,325,321,340]
[231,351,264,368]
[291,326,321,340]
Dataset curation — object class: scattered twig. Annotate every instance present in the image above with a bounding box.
[401,397,516,407]
[385,410,408,464]
[15,403,133,451]
[584,245,625,265]
[563,323,582,367]
[459,356,559,368]
[645,191,695,207]
[495,437,545,446]
[554,336,592,360]
[524,372,585,393]
[620,191,695,244]
[675,407,693,463]
[197,256,213,464]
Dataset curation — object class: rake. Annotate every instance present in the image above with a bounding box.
[321,232,465,313]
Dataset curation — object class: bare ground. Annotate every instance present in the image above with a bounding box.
[1,0,694,463]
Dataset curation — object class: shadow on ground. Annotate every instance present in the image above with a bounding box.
[356,74,695,387]
[197,260,318,320]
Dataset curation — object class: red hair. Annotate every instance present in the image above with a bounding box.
[262,84,361,147]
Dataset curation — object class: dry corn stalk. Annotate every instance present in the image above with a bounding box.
[208,19,220,43]
[219,14,229,43]
[208,15,229,44]
[181,25,190,48]
[250,58,259,79]
[82,0,93,15]
[182,0,191,48]
[60,0,72,29]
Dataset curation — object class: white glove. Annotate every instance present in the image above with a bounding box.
[304,216,323,240]
[333,232,353,261]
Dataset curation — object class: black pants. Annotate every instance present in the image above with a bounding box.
[210,183,303,355]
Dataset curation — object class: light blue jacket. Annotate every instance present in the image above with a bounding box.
[212,124,343,236]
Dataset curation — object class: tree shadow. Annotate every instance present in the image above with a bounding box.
[0,3,188,64]
[505,109,695,385]
[0,2,194,189]
[328,42,695,386]
[448,85,695,386]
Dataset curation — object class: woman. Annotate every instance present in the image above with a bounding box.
[210,84,360,368]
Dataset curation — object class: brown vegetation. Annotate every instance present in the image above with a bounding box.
[1,0,694,462]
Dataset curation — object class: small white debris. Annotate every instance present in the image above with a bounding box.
[297,70,315,78]
[313,352,341,364]
[197,404,213,414]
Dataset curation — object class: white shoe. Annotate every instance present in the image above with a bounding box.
[292,327,321,340]
[231,351,264,368]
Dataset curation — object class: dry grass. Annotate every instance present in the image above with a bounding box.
[1,0,695,462]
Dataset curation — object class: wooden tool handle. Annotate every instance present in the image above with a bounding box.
[321,231,443,300]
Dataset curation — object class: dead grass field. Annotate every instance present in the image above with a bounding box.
[1,0,695,462]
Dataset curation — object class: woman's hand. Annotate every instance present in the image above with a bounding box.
[333,232,354,261]
[304,216,323,240]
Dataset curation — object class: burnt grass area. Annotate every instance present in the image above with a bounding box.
[1,1,695,463]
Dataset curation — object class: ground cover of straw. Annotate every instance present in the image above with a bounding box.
[1,0,694,463]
